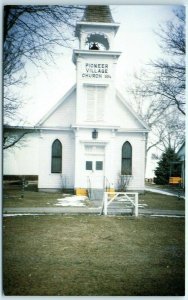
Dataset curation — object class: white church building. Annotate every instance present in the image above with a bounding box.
[3,6,149,198]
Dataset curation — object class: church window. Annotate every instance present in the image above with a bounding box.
[86,161,92,170]
[96,161,103,170]
[51,139,62,173]
[86,86,106,121]
[121,142,132,175]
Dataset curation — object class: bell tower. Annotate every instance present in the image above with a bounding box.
[73,5,121,125]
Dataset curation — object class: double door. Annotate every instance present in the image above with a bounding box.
[85,154,104,189]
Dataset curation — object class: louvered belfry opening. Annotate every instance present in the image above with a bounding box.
[81,6,114,51]
[82,5,115,23]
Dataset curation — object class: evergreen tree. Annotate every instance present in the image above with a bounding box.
[154,148,181,185]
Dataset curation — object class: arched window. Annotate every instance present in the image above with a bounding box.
[121,142,132,175]
[51,139,62,173]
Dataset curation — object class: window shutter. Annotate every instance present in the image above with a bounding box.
[86,86,106,121]
[97,87,105,121]
[86,87,95,121]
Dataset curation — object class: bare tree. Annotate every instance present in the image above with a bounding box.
[118,173,132,192]
[3,5,84,124]
[147,110,185,152]
[3,130,29,150]
[128,7,185,155]
[133,7,185,115]
[3,5,84,149]
[130,86,185,154]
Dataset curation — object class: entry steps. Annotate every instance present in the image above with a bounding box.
[90,192,135,215]
[105,195,135,215]
[107,200,134,215]
[89,189,104,200]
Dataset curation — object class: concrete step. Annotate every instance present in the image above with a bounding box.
[101,198,135,215]
[89,189,104,200]
[107,199,134,208]
[105,208,134,215]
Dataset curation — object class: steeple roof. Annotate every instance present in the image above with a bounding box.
[81,5,114,23]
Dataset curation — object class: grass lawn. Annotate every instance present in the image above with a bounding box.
[3,185,185,211]
[3,215,185,296]
[139,192,185,210]
[145,182,184,191]
[3,187,73,207]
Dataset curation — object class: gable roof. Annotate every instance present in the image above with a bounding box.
[116,89,150,131]
[177,141,185,155]
[36,84,76,126]
[36,84,149,131]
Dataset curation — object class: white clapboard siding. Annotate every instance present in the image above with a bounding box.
[3,133,39,175]
[104,132,146,191]
[40,89,76,127]
[38,131,75,189]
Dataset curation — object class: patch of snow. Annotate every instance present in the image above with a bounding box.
[55,195,87,207]
[117,199,128,202]
[145,188,185,199]
[89,207,102,209]
[117,199,134,203]
[3,213,51,217]
[145,188,178,196]
[138,204,148,207]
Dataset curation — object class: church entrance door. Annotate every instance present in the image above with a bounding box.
[85,154,104,189]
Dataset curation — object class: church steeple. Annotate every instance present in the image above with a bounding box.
[81,5,115,23]
[74,5,119,52]
[73,5,121,125]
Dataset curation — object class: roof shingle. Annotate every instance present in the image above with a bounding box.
[81,5,114,23]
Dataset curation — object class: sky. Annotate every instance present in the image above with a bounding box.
[9,4,177,126]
